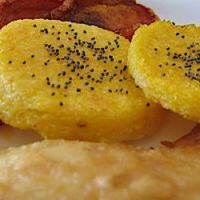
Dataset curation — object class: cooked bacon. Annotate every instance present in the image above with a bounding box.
[75,0,136,7]
[162,125,200,148]
[0,0,74,28]
[62,0,158,40]
[0,0,158,40]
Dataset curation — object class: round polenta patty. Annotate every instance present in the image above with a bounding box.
[0,19,164,142]
[128,21,200,122]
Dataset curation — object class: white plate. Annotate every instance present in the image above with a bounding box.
[139,0,200,25]
[0,0,197,148]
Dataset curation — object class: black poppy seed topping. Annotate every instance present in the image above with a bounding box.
[118,60,122,64]
[28,22,131,106]
[154,35,200,82]
[146,103,151,107]
[76,88,81,93]
[59,102,64,106]
[123,65,127,71]
[161,73,166,77]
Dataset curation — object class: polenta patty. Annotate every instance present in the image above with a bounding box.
[0,19,164,142]
[128,21,200,122]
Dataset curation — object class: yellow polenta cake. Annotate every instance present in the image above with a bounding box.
[129,21,200,122]
[0,19,164,142]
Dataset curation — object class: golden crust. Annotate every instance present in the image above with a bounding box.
[0,140,200,199]
[0,19,164,142]
[128,21,200,122]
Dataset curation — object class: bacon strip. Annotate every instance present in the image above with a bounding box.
[63,0,158,40]
[0,0,158,40]
[0,0,74,28]
[162,125,200,148]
